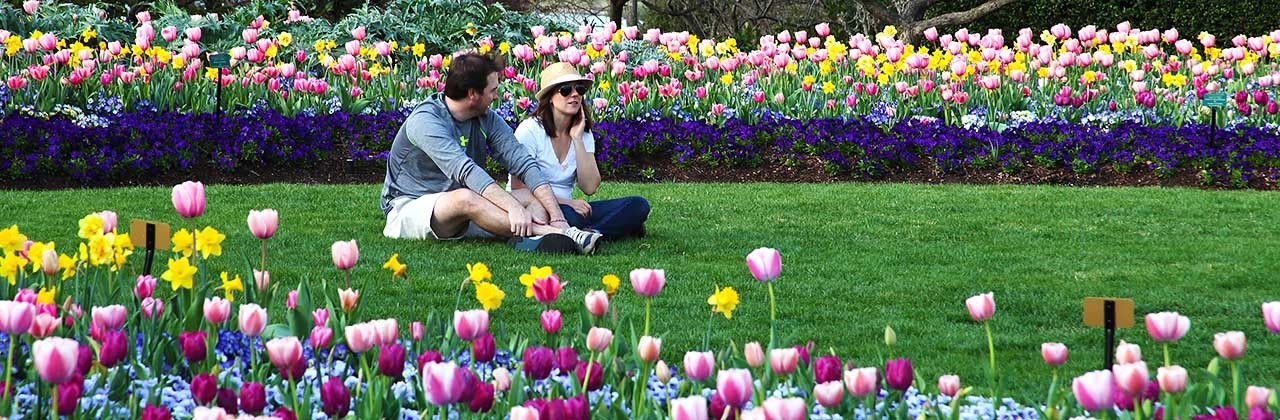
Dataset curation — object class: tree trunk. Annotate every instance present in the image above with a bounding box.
[609,0,628,26]
[857,0,1019,45]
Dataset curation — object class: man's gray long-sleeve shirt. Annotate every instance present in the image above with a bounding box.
[380,93,549,215]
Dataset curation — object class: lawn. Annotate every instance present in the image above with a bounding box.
[3,181,1279,399]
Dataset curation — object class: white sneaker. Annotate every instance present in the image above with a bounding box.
[562,227,603,255]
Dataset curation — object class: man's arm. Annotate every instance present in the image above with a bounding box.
[491,116,570,227]
[479,183,536,237]
[405,112,497,193]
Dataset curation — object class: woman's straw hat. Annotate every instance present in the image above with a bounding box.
[536,62,593,100]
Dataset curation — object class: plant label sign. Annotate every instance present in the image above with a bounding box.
[129,219,171,250]
[1083,297,1134,327]
[208,53,230,69]
[1203,92,1227,108]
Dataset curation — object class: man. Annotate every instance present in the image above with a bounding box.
[381,53,602,254]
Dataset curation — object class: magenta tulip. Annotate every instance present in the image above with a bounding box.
[141,405,170,420]
[190,373,218,405]
[97,330,128,368]
[671,396,709,420]
[134,275,157,299]
[320,376,350,417]
[247,209,278,239]
[1214,331,1246,360]
[1145,312,1190,342]
[966,292,995,322]
[814,355,842,384]
[629,268,665,296]
[683,351,715,381]
[331,240,358,270]
[575,360,603,391]
[556,346,579,372]
[421,361,468,405]
[32,337,79,384]
[171,181,206,218]
[56,381,82,415]
[1073,370,1116,412]
[0,301,36,335]
[522,346,554,380]
[240,382,266,414]
[540,310,562,334]
[1263,302,1280,334]
[467,382,495,413]
[179,331,207,363]
[471,332,495,363]
[532,275,566,304]
[378,344,406,379]
[454,309,489,341]
[717,369,753,408]
[745,247,781,281]
[885,358,913,391]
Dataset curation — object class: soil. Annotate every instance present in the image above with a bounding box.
[3,155,1276,191]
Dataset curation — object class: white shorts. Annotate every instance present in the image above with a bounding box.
[383,193,495,240]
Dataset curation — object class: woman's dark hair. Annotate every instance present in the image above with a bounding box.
[443,53,503,100]
[530,84,594,138]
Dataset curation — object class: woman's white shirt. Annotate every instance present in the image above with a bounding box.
[509,118,595,200]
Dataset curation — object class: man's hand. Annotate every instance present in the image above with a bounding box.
[566,198,591,217]
[507,205,534,237]
[525,202,549,225]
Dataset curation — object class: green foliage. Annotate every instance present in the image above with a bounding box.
[924,0,1280,38]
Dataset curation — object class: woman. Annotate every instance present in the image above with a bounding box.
[509,62,649,240]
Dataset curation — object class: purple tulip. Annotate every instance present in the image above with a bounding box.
[140,405,170,420]
[564,395,590,420]
[1194,406,1241,420]
[240,382,266,414]
[216,387,238,413]
[885,358,913,391]
[98,330,128,368]
[467,382,495,412]
[710,393,740,420]
[416,350,442,368]
[471,333,495,363]
[190,373,217,405]
[179,331,208,363]
[1114,380,1160,411]
[281,358,306,381]
[523,346,554,380]
[794,343,811,366]
[272,407,298,420]
[575,360,603,391]
[76,344,92,376]
[321,376,351,417]
[456,367,480,404]
[378,344,406,379]
[556,346,579,372]
[814,355,841,384]
[57,381,82,415]
[1249,407,1275,420]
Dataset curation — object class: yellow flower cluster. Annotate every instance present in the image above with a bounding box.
[470,262,505,311]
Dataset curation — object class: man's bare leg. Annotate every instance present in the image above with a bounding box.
[431,189,561,238]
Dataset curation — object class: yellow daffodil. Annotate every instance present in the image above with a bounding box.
[518,266,554,298]
[161,257,197,290]
[172,56,185,69]
[467,262,491,284]
[598,80,611,91]
[277,32,292,47]
[195,226,225,259]
[1,253,26,285]
[58,253,77,280]
[465,23,479,36]
[81,27,97,43]
[822,81,835,94]
[313,39,329,52]
[720,73,733,86]
[36,286,56,305]
[475,281,505,311]
[0,225,27,254]
[265,43,278,59]
[205,67,219,81]
[498,41,510,55]
[87,233,114,266]
[602,274,620,297]
[383,253,408,280]
[172,228,193,257]
[707,286,740,319]
[219,271,244,301]
[26,241,53,273]
[412,43,425,57]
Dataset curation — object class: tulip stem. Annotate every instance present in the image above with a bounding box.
[582,351,594,394]
[1231,360,1241,411]
[644,297,653,337]
[2,336,13,416]
[984,322,996,386]
[50,385,57,420]
[767,282,777,349]
[1163,343,1170,368]
[260,239,267,279]
[702,310,714,350]
[344,271,351,289]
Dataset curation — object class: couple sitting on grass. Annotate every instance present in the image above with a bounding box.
[379,53,649,255]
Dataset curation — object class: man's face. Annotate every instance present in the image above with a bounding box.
[472,73,500,111]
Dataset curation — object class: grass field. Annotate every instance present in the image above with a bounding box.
[3,182,1279,399]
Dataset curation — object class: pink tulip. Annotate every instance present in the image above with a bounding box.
[238,304,267,337]
[344,323,376,353]
[185,27,202,42]
[95,210,118,233]
[339,288,359,313]
[311,326,333,348]
[509,406,539,420]
[265,336,303,370]
[141,298,163,319]
[532,275,566,304]
[161,26,177,42]
[638,336,661,363]
[255,270,271,295]
[586,327,613,352]
[762,397,806,420]
[584,291,608,317]
[1042,342,1068,366]
[247,209,278,239]
[745,247,781,282]
[29,313,58,338]
[936,374,961,397]
[670,396,708,420]
[91,305,127,331]
[540,310,561,334]
[1115,340,1142,364]
[769,348,799,375]
[0,301,36,335]
[22,0,38,14]
[421,361,468,405]
[1156,365,1187,393]
[331,240,358,270]
[813,381,844,407]
[171,181,206,218]
[717,369,753,407]
[1112,361,1149,396]
[965,292,995,322]
[1145,312,1190,342]
[683,351,715,381]
[744,341,765,368]
[454,310,489,341]
[351,26,367,41]
[1213,331,1246,360]
[844,367,879,397]
[924,27,939,42]
[1263,302,1280,333]
[629,269,665,297]
[32,337,79,384]
[411,321,423,341]
[1246,386,1271,409]
[1072,370,1115,412]
[203,297,230,324]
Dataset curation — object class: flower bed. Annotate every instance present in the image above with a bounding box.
[0,184,1279,419]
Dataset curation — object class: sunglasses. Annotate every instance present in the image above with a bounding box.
[557,83,590,96]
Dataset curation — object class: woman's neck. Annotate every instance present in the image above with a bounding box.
[550,110,572,137]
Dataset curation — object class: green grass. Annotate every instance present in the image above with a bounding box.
[3,182,1280,398]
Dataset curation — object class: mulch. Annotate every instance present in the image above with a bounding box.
[3,156,1275,191]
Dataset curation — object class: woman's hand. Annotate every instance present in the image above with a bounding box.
[569,110,586,140]
[566,198,591,217]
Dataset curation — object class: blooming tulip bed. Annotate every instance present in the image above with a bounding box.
[8,3,1280,185]
[0,181,1278,420]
